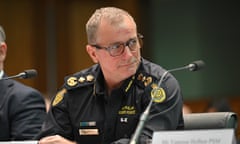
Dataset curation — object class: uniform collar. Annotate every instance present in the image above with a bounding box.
[94,59,145,97]
[94,66,137,97]
[94,68,106,96]
[0,70,4,79]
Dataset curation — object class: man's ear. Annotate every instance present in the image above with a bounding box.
[0,42,7,62]
[86,45,98,63]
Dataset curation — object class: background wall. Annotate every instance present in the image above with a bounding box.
[148,0,240,100]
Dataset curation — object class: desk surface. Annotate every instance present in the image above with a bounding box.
[0,141,38,144]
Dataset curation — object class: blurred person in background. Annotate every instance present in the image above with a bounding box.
[182,104,192,114]
[205,98,232,112]
[0,25,46,141]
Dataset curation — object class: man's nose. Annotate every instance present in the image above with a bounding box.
[122,45,133,57]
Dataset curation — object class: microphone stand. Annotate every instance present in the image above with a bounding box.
[0,69,38,81]
[1,73,24,80]
[129,96,154,144]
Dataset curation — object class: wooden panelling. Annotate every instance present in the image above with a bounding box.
[0,0,139,98]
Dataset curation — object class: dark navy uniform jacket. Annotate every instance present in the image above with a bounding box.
[0,74,46,140]
[37,58,184,144]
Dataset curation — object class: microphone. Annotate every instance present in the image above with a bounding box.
[0,69,38,80]
[157,60,205,87]
[129,60,205,144]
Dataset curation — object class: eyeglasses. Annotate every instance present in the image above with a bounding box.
[90,33,143,57]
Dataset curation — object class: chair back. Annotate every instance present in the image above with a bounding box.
[183,112,238,130]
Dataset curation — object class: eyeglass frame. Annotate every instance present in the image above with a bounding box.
[90,33,143,57]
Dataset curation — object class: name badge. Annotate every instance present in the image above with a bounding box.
[79,129,99,135]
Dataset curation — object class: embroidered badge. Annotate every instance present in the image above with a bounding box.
[52,88,66,106]
[151,87,166,103]
[118,106,136,115]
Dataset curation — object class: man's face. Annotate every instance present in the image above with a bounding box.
[87,16,141,84]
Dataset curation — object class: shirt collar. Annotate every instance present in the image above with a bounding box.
[0,70,3,79]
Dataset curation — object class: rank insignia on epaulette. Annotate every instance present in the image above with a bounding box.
[86,74,94,82]
[151,87,166,103]
[78,77,85,83]
[67,77,78,87]
[52,88,66,106]
[151,83,158,89]
[144,77,152,86]
[137,73,143,81]
[137,73,153,87]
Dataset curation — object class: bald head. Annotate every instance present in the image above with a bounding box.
[0,25,6,43]
[0,25,7,70]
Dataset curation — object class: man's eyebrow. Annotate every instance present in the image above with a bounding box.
[109,36,137,45]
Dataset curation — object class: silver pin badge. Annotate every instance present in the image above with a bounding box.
[120,117,128,123]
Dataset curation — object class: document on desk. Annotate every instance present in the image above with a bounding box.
[0,141,38,144]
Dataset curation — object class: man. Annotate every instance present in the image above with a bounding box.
[37,7,183,144]
[205,98,232,112]
[0,25,46,140]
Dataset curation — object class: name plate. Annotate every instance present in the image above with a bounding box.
[152,129,236,144]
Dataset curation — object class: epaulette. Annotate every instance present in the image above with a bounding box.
[64,73,95,90]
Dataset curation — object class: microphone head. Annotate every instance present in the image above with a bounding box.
[188,60,205,71]
[21,69,38,79]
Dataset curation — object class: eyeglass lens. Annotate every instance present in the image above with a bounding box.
[109,36,143,56]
